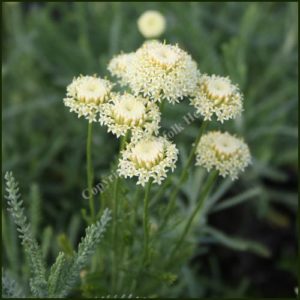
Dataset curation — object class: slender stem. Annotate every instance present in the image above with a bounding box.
[132,186,141,227]
[111,174,118,292]
[111,133,128,292]
[168,170,218,262]
[150,176,172,208]
[161,120,208,228]
[142,179,152,265]
[126,187,140,293]
[130,180,153,292]
[86,122,95,222]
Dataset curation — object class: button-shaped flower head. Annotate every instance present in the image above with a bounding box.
[195,131,251,180]
[118,136,178,186]
[137,10,166,38]
[107,52,136,86]
[127,40,199,104]
[191,74,243,123]
[64,75,113,122]
[100,93,160,139]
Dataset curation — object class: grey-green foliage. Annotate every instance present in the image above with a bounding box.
[5,171,48,298]
[55,208,112,298]
[201,226,271,258]
[4,171,112,298]
[2,270,25,298]
[2,3,297,298]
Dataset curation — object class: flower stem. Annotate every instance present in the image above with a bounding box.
[150,176,172,208]
[143,179,152,265]
[130,180,153,292]
[111,175,118,292]
[168,170,218,262]
[86,122,95,223]
[161,120,208,228]
[111,133,128,292]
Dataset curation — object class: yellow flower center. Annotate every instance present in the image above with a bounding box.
[203,77,234,105]
[130,139,164,169]
[112,95,146,126]
[213,135,240,157]
[148,45,180,67]
[77,79,108,104]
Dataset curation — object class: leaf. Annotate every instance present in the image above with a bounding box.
[210,187,261,213]
[201,226,271,258]
[57,233,74,257]
[5,172,48,297]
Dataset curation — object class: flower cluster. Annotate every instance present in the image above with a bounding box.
[107,52,136,86]
[195,131,251,180]
[118,136,178,186]
[126,40,199,104]
[191,74,243,122]
[137,10,166,38]
[64,75,113,122]
[64,14,251,184]
[99,93,160,139]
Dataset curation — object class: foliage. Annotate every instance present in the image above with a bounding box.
[3,172,111,298]
[2,2,298,298]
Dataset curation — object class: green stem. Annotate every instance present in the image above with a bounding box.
[86,122,95,223]
[150,176,172,208]
[132,187,141,227]
[142,179,152,265]
[111,176,118,292]
[161,120,208,228]
[130,180,153,292]
[168,170,218,262]
[111,133,128,292]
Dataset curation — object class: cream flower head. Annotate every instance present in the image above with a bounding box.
[127,40,199,104]
[118,136,178,186]
[191,74,243,123]
[195,131,251,180]
[64,75,113,122]
[107,52,136,86]
[99,93,160,139]
[137,10,166,38]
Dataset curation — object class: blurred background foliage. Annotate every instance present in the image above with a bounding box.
[2,1,298,298]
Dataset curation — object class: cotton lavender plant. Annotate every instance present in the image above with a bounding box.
[3,10,254,299]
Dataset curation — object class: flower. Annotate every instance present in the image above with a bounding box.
[99,93,160,139]
[118,136,178,186]
[190,74,243,123]
[195,131,251,180]
[137,10,166,38]
[64,75,113,122]
[107,52,136,86]
[127,40,199,104]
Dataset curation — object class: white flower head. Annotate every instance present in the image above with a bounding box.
[118,136,178,186]
[191,74,243,123]
[127,40,199,104]
[137,10,166,38]
[64,75,113,122]
[195,131,251,180]
[99,93,160,139]
[107,52,136,86]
